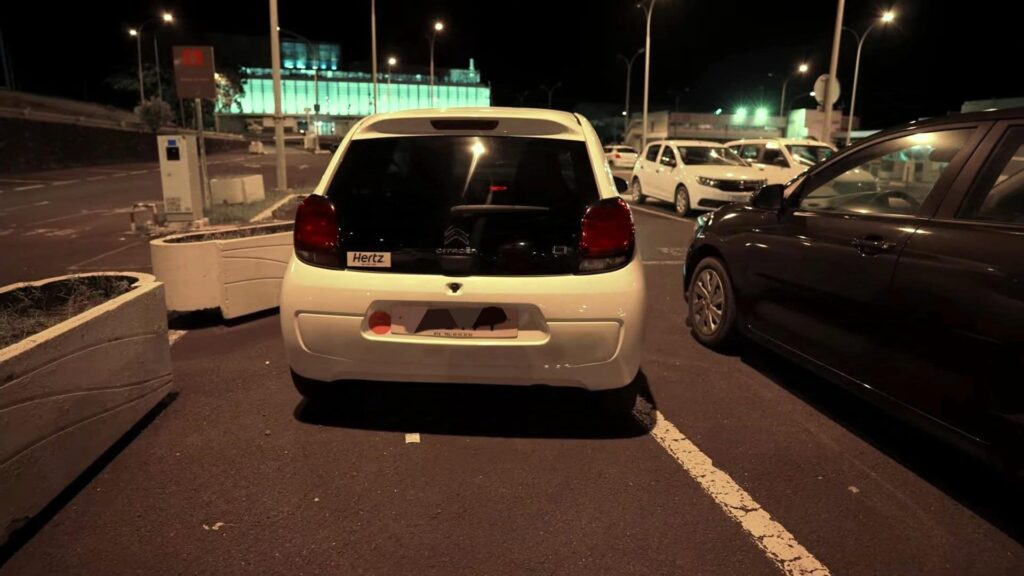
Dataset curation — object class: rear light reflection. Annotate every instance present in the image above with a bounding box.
[578,197,635,273]
[294,194,341,267]
[368,311,392,334]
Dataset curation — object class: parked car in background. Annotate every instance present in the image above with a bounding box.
[726,138,836,185]
[281,108,645,413]
[686,109,1024,472]
[604,144,639,169]
[630,140,766,215]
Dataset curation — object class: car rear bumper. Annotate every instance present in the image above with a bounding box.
[280,257,646,391]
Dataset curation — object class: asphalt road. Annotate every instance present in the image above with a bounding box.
[1,187,1021,575]
[0,148,332,286]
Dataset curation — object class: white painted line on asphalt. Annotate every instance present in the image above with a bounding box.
[0,178,49,184]
[643,260,684,265]
[630,204,696,223]
[86,168,133,173]
[129,170,148,175]
[13,185,44,191]
[24,209,108,227]
[50,180,79,186]
[111,173,129,178]
[648,411,831,576]
[67,239,147,270]
[86,176,108,181]
[404,433,421,444]
[168,330,188,346]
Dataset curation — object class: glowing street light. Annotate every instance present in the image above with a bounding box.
[779,62,810,116]
[843,10,897,144]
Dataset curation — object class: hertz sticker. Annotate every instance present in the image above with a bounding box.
[347,252,392,268]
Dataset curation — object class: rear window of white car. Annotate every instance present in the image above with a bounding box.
[325,136,600,275]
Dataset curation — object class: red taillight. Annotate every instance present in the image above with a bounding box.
[294,194,340,267]
[368,311,391,334]
[579,197,635,272]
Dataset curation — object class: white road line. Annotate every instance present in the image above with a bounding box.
[168,330,188,346]
[0,178,49,184]
[50,180,79,186]
[86,176,108,181]
[630,204,696,223]
[643,260,684,265]
[128,170,147,175]
[647,411,831,576]
[13,185,44,191]
[24,209,108,227]
[111,173,129,178]
[67,239,147,269]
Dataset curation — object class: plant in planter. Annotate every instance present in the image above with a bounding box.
[0,273,172,544]
[150,222,293,319]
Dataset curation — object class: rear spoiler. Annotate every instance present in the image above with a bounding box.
[354,116,584,139]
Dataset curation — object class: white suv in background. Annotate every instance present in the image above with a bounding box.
[280,108,646,412]
[726,138,836,185]
[629,140,766,215]
[603,145,639,169]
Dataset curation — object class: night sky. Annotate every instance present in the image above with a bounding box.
[1,0,1017,128]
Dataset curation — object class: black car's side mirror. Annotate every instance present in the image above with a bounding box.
[750,184,785,211]
[613,176,629,194]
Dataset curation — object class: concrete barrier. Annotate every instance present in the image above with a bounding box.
[210,175,266,205]
[150,222,293,319]
[0,273,172,544]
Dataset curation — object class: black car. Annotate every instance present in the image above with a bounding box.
[684,109,1024,470]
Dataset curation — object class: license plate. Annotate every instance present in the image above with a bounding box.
[391,305,518,338]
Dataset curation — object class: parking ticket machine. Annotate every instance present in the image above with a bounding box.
[158,135,204,222]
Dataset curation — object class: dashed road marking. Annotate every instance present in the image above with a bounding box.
[129,170,148,175]
[67,239,147,269]
[0,178,49,184]
[648,411,831,576]
[51,180,79,186]
[86,176,108,181]
[111,173,129,178]
[14,185,44,191]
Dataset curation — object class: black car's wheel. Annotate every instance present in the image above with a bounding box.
[674,185,692,216]
[291,370,335,402]
[631,178,647,204]
[688,257,739,349]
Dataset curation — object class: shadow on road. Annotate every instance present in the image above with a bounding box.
[294,371,657,440]
[167,307,280,331]
[737,343,1024,544]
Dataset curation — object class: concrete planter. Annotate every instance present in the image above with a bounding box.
[150,222,293,319]
[0,273,172,543]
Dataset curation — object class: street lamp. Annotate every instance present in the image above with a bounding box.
[779,62,809,117]
[128,12,174,104]
[387,56,397,112]
[638,0,657,151]
[617,48,644,144]
[429,21,445,106]
[843,10,896,144]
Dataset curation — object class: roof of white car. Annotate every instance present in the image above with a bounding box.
[725,137,835,148]
[654,140,725,147]
[353,107,586,140]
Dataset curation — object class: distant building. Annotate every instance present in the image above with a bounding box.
[961,97,1024,113]
[218,40,491,135]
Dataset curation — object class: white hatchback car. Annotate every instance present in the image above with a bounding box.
[726,138,837,185]
[630,140,766,215]
[603,145,639,169]
[280,107,646,411]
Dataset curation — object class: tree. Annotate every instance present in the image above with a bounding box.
[134,97,174,133]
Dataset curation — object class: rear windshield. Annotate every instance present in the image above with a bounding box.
[326,136,600,276]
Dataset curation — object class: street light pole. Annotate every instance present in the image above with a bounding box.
[822,0,846,145]
[371,0,378,113]
[779,63,809,117]
[387,56,397,112]
[618,48,644,143]
[429,21,444,106]
[130,28,144,103]
[843,11,895,145]
[269,0,287,192]
[129,13,174,105]
[639,0,657,151]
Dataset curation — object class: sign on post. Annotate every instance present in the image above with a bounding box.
[172,46,217,100]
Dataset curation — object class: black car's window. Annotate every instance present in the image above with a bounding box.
[660,145,677,167]
[645,144,661,162]
[958,127,1024,225]
[326,136,599,275]
[677,146,747,166]
[799,129,973,217]
[762,146,789,167]
[738,144,761,161]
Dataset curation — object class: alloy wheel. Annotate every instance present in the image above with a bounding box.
[692,268,725,336]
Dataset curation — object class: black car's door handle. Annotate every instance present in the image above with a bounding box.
[851,235,896,255]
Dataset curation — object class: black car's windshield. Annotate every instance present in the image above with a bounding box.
[677,146,748,166]
[787,145,834,166]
